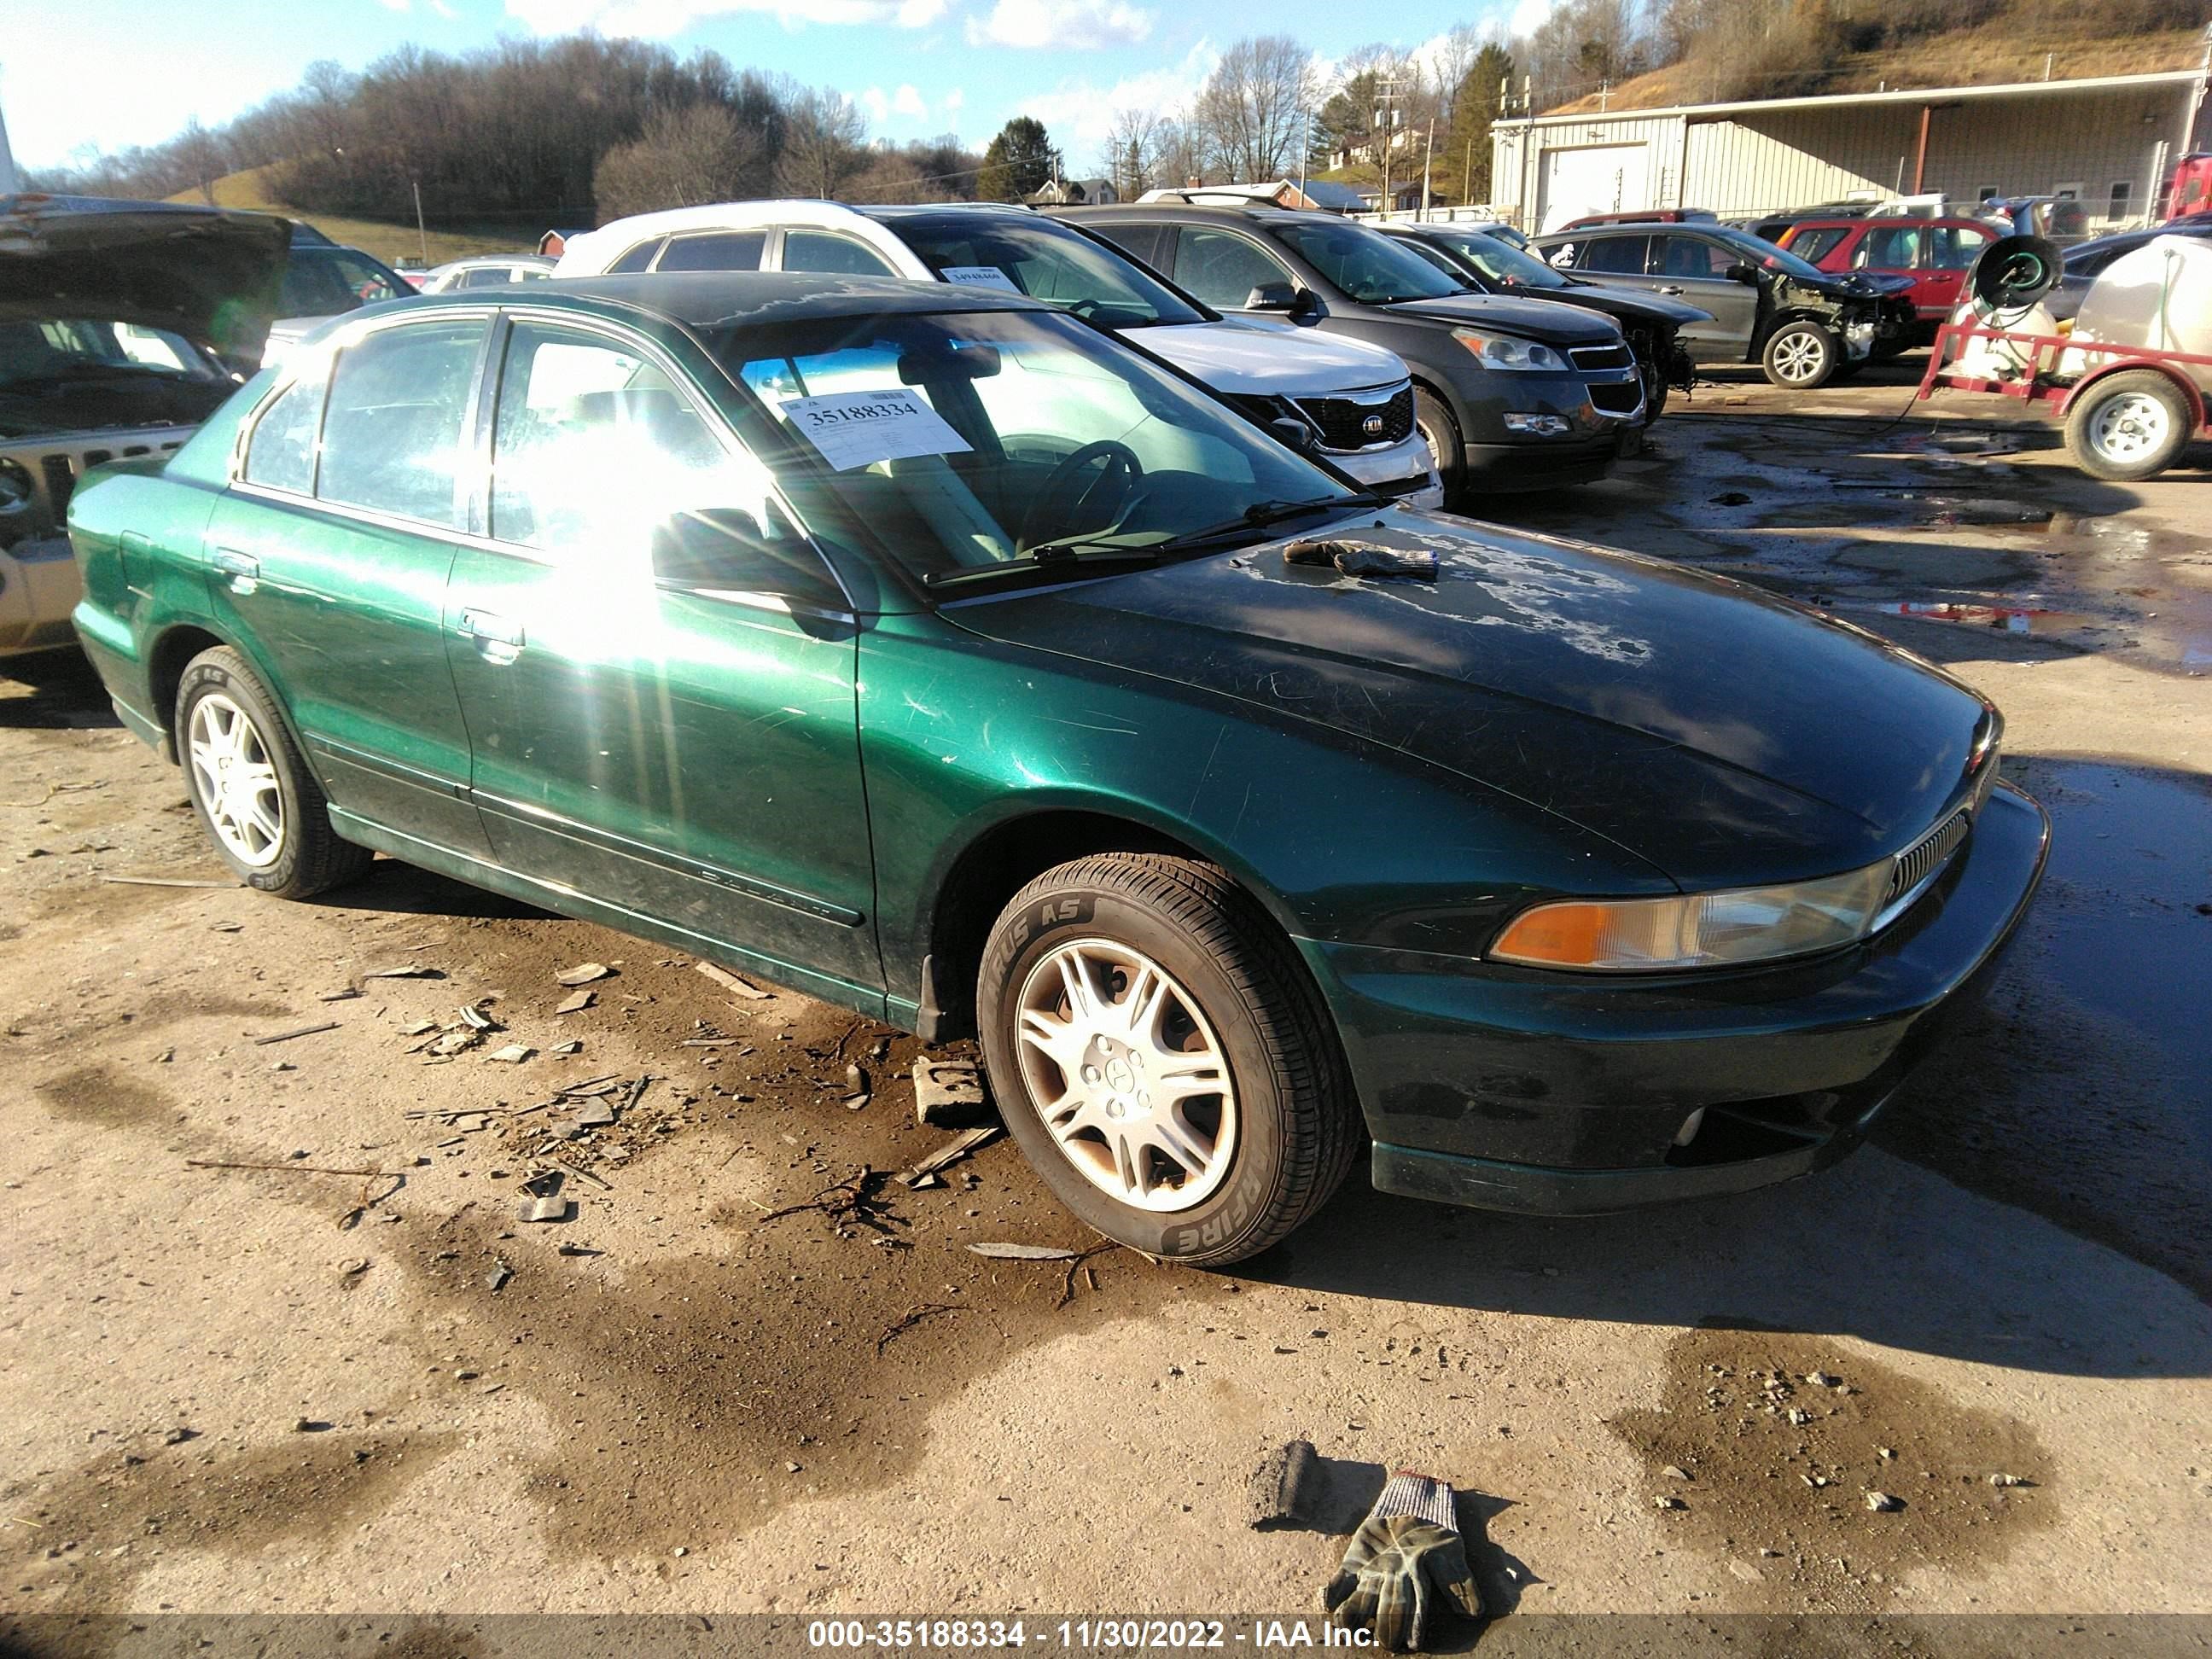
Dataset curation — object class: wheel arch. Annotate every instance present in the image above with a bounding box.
[147,620,313,777]
[915,801,1308,1041]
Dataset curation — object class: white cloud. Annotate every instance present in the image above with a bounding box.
[1016,38,1214,151]
[378,0,411,10]
[963,0,1152,51]
[862,82,933,126]
[428,0,460,15]
[1506,0,1558,37]
[505,0,941,35]
[943,87,965,114]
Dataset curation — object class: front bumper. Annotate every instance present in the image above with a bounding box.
[1329,430,1439,504]
[1307,779,2050,1215]
[0,535,85,658]
[1462,432,1626,491]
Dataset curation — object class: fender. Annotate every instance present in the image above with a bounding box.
[2059,358,2208,429]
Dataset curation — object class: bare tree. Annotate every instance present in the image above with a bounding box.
[775,87,869,199]
[593,103,764,221]
[1101,107,1170,197]
[1194,35,1318,183]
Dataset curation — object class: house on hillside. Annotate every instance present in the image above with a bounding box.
[1024,178,1118,206]
[1489,68,2210,233]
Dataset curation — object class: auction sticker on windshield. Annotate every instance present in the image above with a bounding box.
[781,389,975,471]
[940,265,1022,293]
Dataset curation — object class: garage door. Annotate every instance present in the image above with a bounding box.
[1539,143,1651,232]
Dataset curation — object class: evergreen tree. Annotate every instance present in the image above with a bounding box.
[976,116,1055,201]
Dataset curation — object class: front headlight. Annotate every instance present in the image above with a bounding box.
[1488,862,1894,971]
[1452,329,1568,372]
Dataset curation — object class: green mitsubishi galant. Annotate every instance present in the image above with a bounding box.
[67,274,2048,1264]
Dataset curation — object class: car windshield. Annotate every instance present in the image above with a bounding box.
[1708,226,1831,283]
[882,212,1206,329]
[1429,230,1573,289]
[0,317,221,389]
[278,250,409,317]
[1269,219,1469,304]
[713,307,1363,589]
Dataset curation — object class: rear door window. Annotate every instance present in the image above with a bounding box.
[1578,235,1650,274]
[608,238,666,274]
[316,319,487,529]
[1091,222,1163,265]
[780,231,898,276]
[1929,226,1992,270]
[1172,229,1290,308]
[242,370,327,495]
[659,231,767,272]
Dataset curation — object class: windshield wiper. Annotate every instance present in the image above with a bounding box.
[1147,495,1379,556]
[923,544,1163,595]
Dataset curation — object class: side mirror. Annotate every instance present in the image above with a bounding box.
[1726,262,1760,284]
[653,509,847,612]
[1266,416,1317,452]
[1245,281,1299,311]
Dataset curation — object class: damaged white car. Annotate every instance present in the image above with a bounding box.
[0,195,283,658]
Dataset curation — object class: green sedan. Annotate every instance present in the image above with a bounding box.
[68,275,2047,1264]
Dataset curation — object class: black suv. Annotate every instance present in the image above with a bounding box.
[1056,204,1644,496]
[1533,222,1916,390]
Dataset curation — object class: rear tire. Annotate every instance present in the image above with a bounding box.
[2064,370,2192,481]
[175,646,372,899]
[976,853,1360,1266]
[1761,320,1841,389]
[1413,388,1466,500]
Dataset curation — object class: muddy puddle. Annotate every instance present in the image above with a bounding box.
[1612,1325,2053,1611]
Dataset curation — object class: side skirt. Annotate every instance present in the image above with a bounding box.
[328,807,897,1026]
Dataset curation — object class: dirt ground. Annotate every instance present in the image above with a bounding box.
[2,362,2208,1644]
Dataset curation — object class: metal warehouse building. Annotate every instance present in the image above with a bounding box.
[1490,69,2209,232]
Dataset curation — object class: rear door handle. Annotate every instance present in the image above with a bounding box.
[457,608,525,662]
[211,547,259,595]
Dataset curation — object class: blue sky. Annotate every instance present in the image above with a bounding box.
[7,0,1536,178]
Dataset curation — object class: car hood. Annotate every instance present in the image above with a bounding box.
[1835,271,1915,299]
[1524,283,1712,329]
[1382,294,1624,346]
[0,195,288,361]
[1132,320,1408,394]
[946,511,1991,888]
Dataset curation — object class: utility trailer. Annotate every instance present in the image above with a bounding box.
[1916,320,2212,481]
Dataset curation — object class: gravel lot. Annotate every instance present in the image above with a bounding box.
[2,361,2207,1636]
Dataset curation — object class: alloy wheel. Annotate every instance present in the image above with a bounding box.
[187,693,286,868]
[1013,938,1238,1213]
[1772,329,1827,384]
[2089,393,2170,464]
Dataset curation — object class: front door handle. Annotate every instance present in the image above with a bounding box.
[457,608,525,663]
[211,547,259,595]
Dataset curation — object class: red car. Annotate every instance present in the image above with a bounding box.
[1775,217,1997,346]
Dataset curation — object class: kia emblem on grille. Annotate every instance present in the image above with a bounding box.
[1361,414,1385,437]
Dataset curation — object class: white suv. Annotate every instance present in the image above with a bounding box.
[554,201,1440,505]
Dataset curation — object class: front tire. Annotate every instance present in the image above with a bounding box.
[1413,388,1466,501]
[976,853,1359,1266]
[1761,320,1841,389]
[2065,370,2192,481]
[175,646,372,899]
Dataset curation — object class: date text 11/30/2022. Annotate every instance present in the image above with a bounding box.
[806,1619,1376,1648]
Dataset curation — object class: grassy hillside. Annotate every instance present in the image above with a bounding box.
[1549,24,2206,114]
[166,165,536,265]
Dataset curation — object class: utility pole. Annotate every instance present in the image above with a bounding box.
[1517,75,1534,232]
[0,69,19,195]
[1376,69,1400,218]
[411,178,428,266]
[1420,122,1435,220]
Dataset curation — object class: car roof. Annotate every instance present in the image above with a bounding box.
[1787,215,1990,230]
[1059,203,1311,224]
[392,271,1049,329]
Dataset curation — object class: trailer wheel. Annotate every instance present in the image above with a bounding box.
[2065,370,2192,481]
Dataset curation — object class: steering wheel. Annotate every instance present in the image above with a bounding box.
[1024,439,1144,548]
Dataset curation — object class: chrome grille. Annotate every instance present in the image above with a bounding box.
[1294,385,1415,451]
[1878,811,1970,926]
[1571,343,1633,372]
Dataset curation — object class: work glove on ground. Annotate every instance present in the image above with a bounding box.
[1320,1472,1482,1652]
